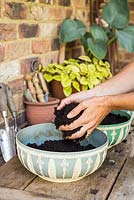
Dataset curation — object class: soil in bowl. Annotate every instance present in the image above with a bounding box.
[27,139,95,152]
[100,112,129,125]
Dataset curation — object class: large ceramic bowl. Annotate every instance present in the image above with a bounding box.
[16,123,108,183]
[97,110,132,148]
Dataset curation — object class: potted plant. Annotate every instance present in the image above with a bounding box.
[59,0,134,61]
[39,55,112,99]
[24,71,60,125]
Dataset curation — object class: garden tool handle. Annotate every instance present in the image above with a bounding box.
[5,85,16,114]
[5,85,18,133]
[0,83,8,117]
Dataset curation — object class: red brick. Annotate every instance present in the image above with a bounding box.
[41,51,59,66]
[129,2,134,11]
[32,40,51,54]
[20,57,41,74]
[51,38,60,51]
[66,9,73,18]
[0,45,5,62]
[13,93,24,112]
[58,0,71,6]
[72,47,83,58]
[4,2,27,19]
[5,41,31,60]
[0,23,17,41]
[130,13,134,21]
[19,23,39,38]
[7,77,25,93]
[71,0,86,8]
[39,0,56,4]
[65,49,72,60]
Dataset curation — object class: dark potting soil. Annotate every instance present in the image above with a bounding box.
[54,103,84,137]
[100,112,129,125]
[27,140,95,152]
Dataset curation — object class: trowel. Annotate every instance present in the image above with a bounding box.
[0,83,16,162]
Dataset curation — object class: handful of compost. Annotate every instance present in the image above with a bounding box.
[54,103,84,139]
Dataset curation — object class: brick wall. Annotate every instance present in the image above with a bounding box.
[0,0,134,126]
[114,0,134,73]
[0,0,90,125]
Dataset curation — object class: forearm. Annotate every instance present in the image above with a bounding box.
[90,61,134,97]
[107,92,134,111]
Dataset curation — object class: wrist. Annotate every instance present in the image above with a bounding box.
[103,95,113,112]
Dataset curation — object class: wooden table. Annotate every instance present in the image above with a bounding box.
[0,137,134,200]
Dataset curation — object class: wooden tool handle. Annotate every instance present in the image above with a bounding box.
[0,83,7,114]
[5,85,16,114]
[38,72,49,94]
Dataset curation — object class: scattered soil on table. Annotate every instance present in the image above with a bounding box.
[27,140,95,152]
[54,103,83,137]
[101,113,129,125]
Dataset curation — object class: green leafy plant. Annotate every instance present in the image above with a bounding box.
[39,56,112,97]
[60,0,134,60]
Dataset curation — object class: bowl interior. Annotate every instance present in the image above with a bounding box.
[17,123,107,151]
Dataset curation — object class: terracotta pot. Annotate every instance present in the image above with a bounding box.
[24,97,60,125]
[50,81,78,100]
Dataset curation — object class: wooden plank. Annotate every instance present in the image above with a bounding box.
[0,156,36,189]
[108,157,134,200]
[0,187,68,200]
[26,142,129,200]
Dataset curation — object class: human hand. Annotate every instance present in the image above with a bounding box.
[57,90,92,110]
[59,96,112,139]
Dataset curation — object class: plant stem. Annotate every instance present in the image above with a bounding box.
[108,35,117,46]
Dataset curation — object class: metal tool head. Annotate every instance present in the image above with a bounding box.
[0,128,16,162]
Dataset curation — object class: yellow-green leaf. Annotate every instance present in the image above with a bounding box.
[63,87,72,97]
[44,74,53,82]
[80,77,88,85]
[72,81,80,91]
[79,55,91,62]
[82,85,88,91]
[53,75,61,81]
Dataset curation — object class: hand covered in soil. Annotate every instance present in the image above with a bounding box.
[57,90,93,110]
[59,96,112,139]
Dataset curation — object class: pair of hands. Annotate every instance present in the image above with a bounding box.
[57,92,112,139]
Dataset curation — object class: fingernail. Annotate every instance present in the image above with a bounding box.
[67,113,72,118]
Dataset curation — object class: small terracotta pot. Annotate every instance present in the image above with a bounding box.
[50,81,78,100]
[24,97,60,125]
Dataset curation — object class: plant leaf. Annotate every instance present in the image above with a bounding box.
[82,85,88,91]
[87,37,107,60]
[72,81,80,91]
[90,24,108,42]
[44,74,53,82]
[102,0,129,29]
[79,55,91,62]
[81,32,92,53]
[59,18,86,43]
[74,18,87,37]
[63,87,72,97]
[53,75,61,81]
[116,25,134,52]
[80,77,88,85]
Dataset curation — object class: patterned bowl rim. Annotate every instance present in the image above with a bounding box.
[98,110,131,128]
[16,133,108,158]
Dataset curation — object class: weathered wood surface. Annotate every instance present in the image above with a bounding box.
[108,157,134,200]
[0,137,133,200]
[26,142,129,200]
[0,187,67,200]
[0,156,36,189]
[0,156,4,166]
